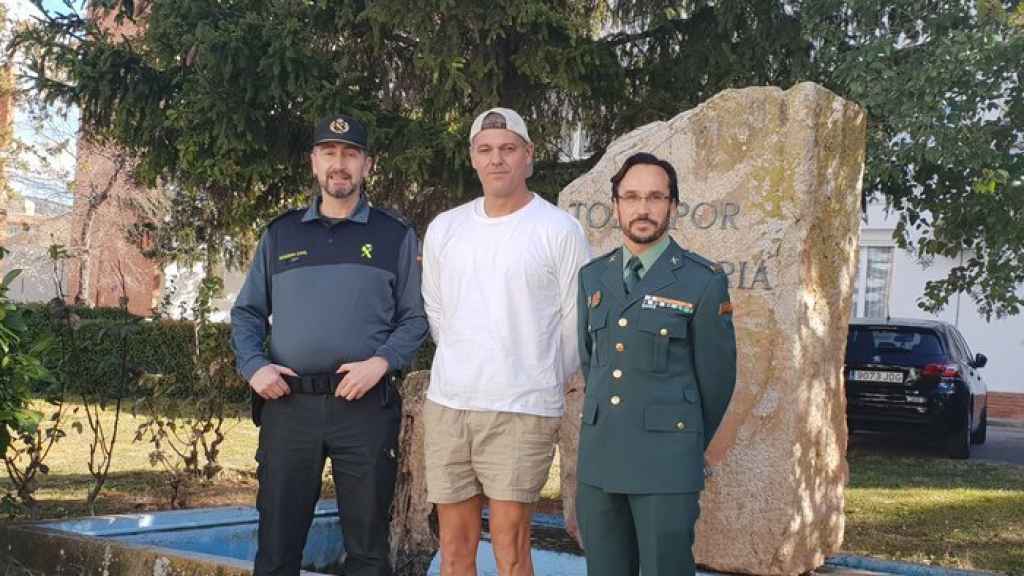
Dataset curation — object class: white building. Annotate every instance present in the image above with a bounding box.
[857,202,1024,411]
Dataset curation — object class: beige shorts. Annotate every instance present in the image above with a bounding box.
[423,400,561,504]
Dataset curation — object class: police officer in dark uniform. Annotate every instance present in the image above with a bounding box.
[231,114,428,576]
[575,152,736,576]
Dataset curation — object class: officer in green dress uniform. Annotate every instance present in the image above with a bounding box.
[575,152,737,576]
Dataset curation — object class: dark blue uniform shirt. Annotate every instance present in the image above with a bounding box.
[231,195,428,380]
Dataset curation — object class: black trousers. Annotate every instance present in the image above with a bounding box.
[253,385,401,576]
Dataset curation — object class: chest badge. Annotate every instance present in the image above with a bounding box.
[642,294,694,315]
[361,243,374,259]
[589,290,602,308]
[278,250,308,263]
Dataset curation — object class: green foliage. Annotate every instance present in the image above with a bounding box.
[133,269,236,507]
[804,0,1024,319]
[0,249,52,461]
[0,248,56,518]
[8,0,1024,316]
[18,304,247,402]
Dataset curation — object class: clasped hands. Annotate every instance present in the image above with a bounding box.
[249,356,389,401]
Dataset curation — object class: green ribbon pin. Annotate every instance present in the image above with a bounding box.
[361,243,373,259]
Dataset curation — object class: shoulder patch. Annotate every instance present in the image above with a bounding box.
[371,206,414,231]
[682,250,719,273]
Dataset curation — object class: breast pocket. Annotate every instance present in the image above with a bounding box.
[638,312,690,373]
[587,306,609,367]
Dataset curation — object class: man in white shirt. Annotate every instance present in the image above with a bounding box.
[421,108,590,576]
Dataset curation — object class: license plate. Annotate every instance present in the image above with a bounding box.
[850,370,904,384]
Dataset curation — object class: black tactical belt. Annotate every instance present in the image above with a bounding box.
[282,372,401,403]
[283,372,343,395]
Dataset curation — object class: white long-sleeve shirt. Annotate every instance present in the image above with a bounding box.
[422,194,591,417]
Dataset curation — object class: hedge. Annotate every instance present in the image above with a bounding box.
[20,305,249,402]
[19,304,438,403]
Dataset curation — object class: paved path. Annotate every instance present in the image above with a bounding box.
[850,422,1024,465]
[972,422,1024,465]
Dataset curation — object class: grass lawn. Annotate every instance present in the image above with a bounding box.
[844,446,1024,575]
[2,401,1022,575]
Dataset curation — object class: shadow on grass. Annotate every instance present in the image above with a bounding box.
[846,434,1024,574]
[1,469,265,521]
[844,487,1024,574]
[848,433,1024,491]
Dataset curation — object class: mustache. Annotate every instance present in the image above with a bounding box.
[629,217,657,227]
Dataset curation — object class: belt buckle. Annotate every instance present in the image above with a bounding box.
[316,374,334,395]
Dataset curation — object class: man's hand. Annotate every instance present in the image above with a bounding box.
[336,356,390,401]
[250,364,297,399]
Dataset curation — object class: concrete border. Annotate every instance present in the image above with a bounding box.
[0,522,261,576]
[827,555,1004,576]
[990,417,1024,429]
[3,508,1007,576]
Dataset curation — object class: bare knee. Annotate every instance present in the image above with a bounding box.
[437,498,483,576]
[439,529,478,570]
[489,500,534,576]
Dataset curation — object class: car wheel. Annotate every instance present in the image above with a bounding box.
[971,407,988,445]
[947,407,972,459]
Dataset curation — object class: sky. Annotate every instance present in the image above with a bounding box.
[6,0,81,206]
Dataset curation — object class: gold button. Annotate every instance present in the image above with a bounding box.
[660,328,669,336]
[613,369,622,379]
[615,342,625,352]
[610,395,621,406]
[676,421,686,430]
[618,318,628,327]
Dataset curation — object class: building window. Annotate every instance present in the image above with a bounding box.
[853,246,894,318]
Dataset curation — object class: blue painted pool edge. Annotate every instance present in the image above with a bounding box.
[21,505,1003,576]
[826,555,1003,576]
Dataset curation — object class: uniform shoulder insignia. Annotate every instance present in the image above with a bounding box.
[581,247,617,271]
[372,206,415,230]
[682,250,720,273]
[265,207,305,230]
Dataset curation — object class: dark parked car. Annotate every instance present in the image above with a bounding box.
[844,318,988,459]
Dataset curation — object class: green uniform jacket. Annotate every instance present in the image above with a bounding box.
[576,238,737,494]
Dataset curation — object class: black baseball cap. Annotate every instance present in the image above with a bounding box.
[313,114,368,149]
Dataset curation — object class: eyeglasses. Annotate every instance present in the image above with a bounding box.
[616,193,671,206]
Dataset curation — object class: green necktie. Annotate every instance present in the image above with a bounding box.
[625,256,643,294]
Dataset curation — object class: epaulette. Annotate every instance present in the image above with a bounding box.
[265,207,305,230]
[682,250,722,273]
[371,206,415,230]
[582,246,619,271]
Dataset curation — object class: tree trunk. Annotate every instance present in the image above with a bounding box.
[72,150,125,305]
[388,370,586,569]
[558,371,585,544]
[389,371,437,575]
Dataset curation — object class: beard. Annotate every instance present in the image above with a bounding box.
[621,207,672,245]
[319,170,362,199]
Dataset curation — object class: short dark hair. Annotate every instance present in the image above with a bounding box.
[610,152,679,202]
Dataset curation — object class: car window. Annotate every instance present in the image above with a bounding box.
[943,328,967,362]
[953,329,974,361]
[846,327,947,365]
